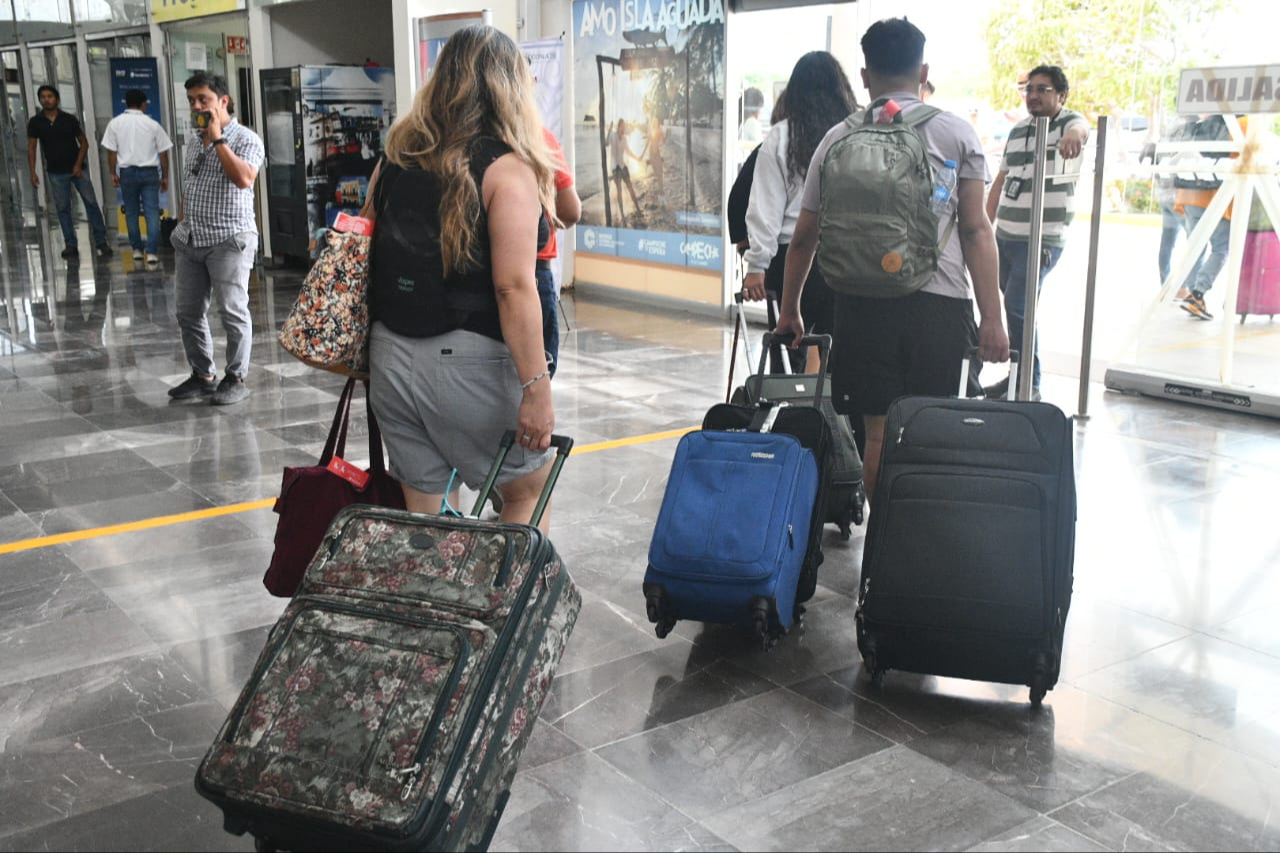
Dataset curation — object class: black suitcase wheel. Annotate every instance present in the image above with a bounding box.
[853,484,866,526]
[253,837,277,853]
[1029,674,1048,707]
[654,616,676,640]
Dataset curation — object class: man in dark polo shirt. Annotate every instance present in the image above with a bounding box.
[26,85,111,259]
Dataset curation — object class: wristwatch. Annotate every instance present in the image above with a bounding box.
[212,138,228,147]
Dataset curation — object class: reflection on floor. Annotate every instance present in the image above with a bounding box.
[2,212,1280,852]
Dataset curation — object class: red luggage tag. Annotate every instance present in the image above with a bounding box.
[327,456,370,489]
[333,211,374,237]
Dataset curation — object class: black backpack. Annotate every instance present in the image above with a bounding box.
[1172,115,1231,192]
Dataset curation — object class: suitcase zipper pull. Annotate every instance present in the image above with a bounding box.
[895,427,905,446]
[391,763,421,800]
[787,524,794,548]
[860,577,871,604]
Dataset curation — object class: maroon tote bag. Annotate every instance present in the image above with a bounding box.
[263,378,406,597]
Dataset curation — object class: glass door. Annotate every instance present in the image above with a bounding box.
[0,49,34,212]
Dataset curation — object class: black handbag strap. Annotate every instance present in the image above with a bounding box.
[319,378,357,465]
[362,379,388,475]
[319,378,391,475]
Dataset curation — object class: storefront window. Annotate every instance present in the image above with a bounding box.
[11,0,73,40]
[72,0,148,32]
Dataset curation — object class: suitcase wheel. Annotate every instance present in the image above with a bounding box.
[853,484,866,526]
[253,837,277,853]
[644,585,677,639]
[750,597,779,653]
[1029,674,1048,707]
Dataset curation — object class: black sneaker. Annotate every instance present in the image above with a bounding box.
[1181,293,1214,320]
[168,372,217,399]
[96,242,113,258]
[211,374,250,406]
[60,246,79,259]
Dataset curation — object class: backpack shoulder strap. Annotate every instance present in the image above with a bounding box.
[903,104,942,128]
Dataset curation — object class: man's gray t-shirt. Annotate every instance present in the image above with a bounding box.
[800,92,990,300]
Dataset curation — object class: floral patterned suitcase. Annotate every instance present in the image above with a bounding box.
[195,434,578,852]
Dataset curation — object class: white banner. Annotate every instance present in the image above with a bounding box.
[522,37,565,139]
[523,37,568,290]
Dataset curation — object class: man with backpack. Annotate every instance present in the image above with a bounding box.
[1173,114,1240,320]
[773,17,1009,500]
[985,64,1090,399]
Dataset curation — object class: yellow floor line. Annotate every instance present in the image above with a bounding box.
[1140,324,1280,354]
[0,427,700,557]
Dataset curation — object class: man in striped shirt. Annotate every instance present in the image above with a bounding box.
[985,64,1089,400]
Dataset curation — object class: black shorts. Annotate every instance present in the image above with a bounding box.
[763,243,834,336]
[612,165,630,181]
[831,290,978,417]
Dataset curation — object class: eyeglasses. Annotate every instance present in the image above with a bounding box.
[1022,85,1057,96]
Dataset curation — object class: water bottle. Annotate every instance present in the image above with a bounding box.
[931,159,957,215]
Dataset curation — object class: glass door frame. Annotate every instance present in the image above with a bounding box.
[0,46,34,213]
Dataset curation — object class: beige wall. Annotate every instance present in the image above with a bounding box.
[576,253,723,305]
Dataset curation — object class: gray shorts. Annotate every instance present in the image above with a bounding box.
[369,323,553,494]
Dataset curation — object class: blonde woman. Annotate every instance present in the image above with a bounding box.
[364,25,560,529]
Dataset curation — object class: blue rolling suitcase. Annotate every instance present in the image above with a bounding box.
[643,335,832,650]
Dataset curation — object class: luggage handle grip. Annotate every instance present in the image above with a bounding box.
[960,347,1020,400]
[759,333,832,406]
[470,431,574,525]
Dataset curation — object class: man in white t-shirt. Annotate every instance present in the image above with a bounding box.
[101,89,172,267]
[773,17,1009,500]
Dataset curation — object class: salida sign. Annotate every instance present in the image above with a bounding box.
[1178,65,1280,115]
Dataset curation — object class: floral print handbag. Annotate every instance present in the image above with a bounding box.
[278,227,371,377]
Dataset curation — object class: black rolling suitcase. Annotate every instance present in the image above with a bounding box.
[728,304,865,538]
[195,432,579,852]
[856,350,1076,705]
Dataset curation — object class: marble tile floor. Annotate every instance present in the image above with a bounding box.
[2,215,1280,851]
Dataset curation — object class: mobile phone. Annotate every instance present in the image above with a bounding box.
[192,110,213,130]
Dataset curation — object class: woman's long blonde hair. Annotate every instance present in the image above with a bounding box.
[384,25,560,275]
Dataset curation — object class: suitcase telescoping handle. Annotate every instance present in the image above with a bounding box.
[760,333,833,407]
[470,432,574,526]
[960,347,1021,400]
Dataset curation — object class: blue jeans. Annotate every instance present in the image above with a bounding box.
[536,266,559,378]
[46,171,108,249]
[1158,199,1189,285]
[1181,204,1231,297]
[119,166,162,254]
[998,237,1064,392]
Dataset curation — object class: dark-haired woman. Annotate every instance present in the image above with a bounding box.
[742,51,858,370]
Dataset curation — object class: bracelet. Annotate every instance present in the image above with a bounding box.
[520,370,549,391]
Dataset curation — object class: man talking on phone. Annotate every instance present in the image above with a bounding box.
[168,72,264,406]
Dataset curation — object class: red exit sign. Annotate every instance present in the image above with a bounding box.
[226,36,248,54]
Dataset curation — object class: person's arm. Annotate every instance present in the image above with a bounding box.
[485,153,554,451]
[159,149,170,193]
[73,129,89,176]
[957,176,1009,363]
[742,127,788,300]
[359,160,382,220]
[773,207,818,344]
[204,113,259,189]
[1058,117,1089,159]
[555,185,581,228]
[107,150,120,187]
[986,170,1006,224]
[27,137,39,187]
